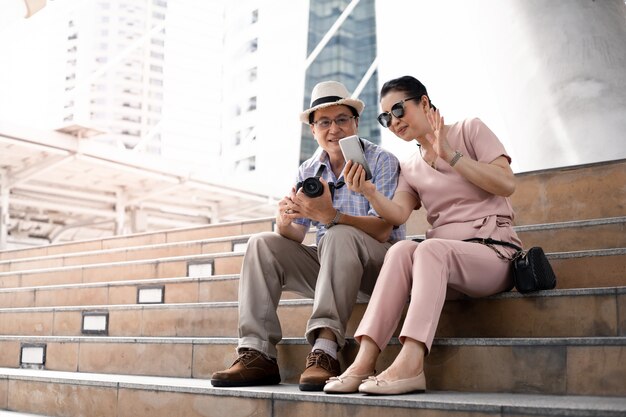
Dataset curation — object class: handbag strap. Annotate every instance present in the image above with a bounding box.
[463,237,522,252]
[463,237,523,261]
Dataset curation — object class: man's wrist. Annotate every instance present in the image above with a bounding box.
[324,209,342,229]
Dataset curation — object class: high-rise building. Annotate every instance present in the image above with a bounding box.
[63,0,169,152]
[300,0,380,164]
[218,1,308,197]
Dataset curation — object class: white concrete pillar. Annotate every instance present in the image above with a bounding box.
[115,189,126,235]
[130,208,148,233]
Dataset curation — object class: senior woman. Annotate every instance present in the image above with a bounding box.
[324,75,522,395]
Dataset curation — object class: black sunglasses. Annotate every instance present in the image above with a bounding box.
[377,96,420,128]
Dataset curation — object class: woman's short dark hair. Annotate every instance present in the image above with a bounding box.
[380,76,436,110]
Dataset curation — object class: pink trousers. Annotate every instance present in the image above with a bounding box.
[354,237,514,352]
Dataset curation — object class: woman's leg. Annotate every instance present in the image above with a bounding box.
[344,240,419,375]
[376,239,511,381]
[343,335,380,375]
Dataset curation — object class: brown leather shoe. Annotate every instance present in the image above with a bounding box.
[211,349,281,387]
[298,349,340,391]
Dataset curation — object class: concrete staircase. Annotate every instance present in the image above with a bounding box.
[0,160,625,417]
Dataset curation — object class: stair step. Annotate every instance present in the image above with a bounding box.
[0,411,53,417]
[0,252,244,289]
[1,247,624,290]
[516,216,626,252]
[0,236,251,274]
[0,218,274,262]
[0,275,242,308]
[1,366,626,416]
[2,217,623,274]
[510,159,626,225]
[0,286,623,338]
[1,335,624,397]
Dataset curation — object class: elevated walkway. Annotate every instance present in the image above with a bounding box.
[1,160,625,416]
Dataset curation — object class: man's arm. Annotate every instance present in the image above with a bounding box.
[276,217,308,243]
[276,193,309,243]
[288,179,394,243]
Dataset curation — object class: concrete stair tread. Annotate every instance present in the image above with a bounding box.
[0,274,237,293]
[2,335,625,346]
[4,216,623,272]
[0,251,241,277]
[0,411,54,417]
[2,336,623,396]
[1,284,624,310]
[0,234,256,271]
[514,215,626,232]
[1,246,623,278]
[1,367,625,416]
[0,274,623,309]
[0,218,275,259]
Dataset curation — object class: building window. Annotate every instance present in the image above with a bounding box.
[235,156,256,172]
[248,67,257,82]
[247,96,257,111]
[248,38,258,53]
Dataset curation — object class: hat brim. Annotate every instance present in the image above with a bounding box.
[300,98,365,124]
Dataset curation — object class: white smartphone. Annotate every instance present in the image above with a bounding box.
[339,135,372,181]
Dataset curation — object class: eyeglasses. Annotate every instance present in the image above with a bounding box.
[377,96,420,128]
[311,115,356,130]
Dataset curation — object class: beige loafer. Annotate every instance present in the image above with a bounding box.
[323,371,375,394]
[358,372,426,395]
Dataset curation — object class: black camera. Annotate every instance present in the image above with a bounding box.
[296,165,340,199]
[296,176,325,198]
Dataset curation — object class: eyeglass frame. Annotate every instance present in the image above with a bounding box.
[377,96,421,128]
[310,115,357,130]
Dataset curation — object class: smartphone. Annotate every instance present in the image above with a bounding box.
[339,135,372,181]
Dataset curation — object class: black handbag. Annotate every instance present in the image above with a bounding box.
[464,238,557,293]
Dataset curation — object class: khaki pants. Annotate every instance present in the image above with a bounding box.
[237,225,393,358]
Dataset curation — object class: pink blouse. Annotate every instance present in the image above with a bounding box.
[396,118,519,242]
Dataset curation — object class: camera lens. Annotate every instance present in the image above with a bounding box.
[302,177,324,198]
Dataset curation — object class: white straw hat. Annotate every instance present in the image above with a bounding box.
[300,81,365,124]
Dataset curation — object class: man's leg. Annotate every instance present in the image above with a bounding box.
[299,225,391,390]
[211,232,319,387]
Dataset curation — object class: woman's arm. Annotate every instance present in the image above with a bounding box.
[427,109,515,197]
[345,161,418,226]
[449,154,516,196]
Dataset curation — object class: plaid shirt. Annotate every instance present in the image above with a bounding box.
[293,138,406,244]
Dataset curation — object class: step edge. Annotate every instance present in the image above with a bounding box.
[2,286,624,312]
[0,274,240,293]
[2,245,624,278]
[1,335,625,347]
[0,217,275,256]
[0,233,259,267]
[1,367,625,415]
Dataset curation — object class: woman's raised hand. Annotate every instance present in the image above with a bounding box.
[344,160,376,197]
[425,108,454,162]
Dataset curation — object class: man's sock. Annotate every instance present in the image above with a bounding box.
[312,338,338,360]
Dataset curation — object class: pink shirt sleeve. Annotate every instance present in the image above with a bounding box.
[462,118,511,164]
[395,154,422,210]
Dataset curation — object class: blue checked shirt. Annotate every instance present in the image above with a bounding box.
[293,138,406,244]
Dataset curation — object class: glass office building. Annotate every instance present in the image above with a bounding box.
[300,0,380,164]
